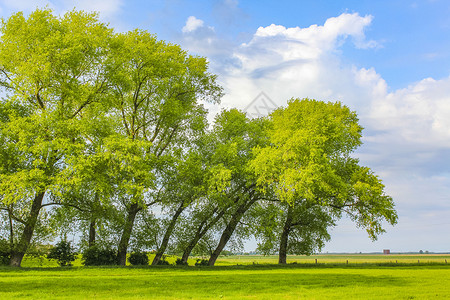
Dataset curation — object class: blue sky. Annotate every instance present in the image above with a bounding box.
[1,0,450,253]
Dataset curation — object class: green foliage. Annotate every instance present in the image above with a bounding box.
[250,98,397,241]
[128,252,149,266]
[47,240,76,267]
[156,258,170,265]
[0,239,10,265]
[175,258,188,266]
[82,245,117,266]
[195,259,209,266]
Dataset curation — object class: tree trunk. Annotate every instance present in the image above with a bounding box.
[88,219,96,248]
[8,208,14,248]
[278,206,293,264]
[208,198,256,266]
[181,208,226,263]
[10,191,45,267]
[117,202,140,266]
[152,202,185,265]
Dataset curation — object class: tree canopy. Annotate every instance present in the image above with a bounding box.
[0,9,396,267]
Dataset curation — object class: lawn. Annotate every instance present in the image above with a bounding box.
[1,257,450,299]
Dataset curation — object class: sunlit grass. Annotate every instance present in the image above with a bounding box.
[1,263,449,299]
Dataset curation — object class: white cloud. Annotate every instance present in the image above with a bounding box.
[367,76,450,148]
[178,13,450,251]
[216,13,379,112]
[182,16,206,33]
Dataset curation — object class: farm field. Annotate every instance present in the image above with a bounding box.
[1,254,450,299]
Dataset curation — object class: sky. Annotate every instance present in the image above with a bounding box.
[1,0,449,253]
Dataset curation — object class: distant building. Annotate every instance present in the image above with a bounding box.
[383,249,390,255]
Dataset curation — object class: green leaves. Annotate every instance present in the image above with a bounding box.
[250,98,397,240]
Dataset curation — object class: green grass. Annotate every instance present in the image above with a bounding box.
[214,253,450,266]
[1,256,450,299]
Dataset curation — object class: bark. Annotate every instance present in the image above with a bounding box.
[117,202,141,266]
[88,219,96,248]
[208,198,257,266]
[9,191,45,267]
[152,202,186,265]
[278,206,293,264]
[8,208,14,248]
[181,208,226,263]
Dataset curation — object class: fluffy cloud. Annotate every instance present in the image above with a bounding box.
[179,13,450,240]
[367,75,450,148]
[182,16,206,33]
[221,13,380,111]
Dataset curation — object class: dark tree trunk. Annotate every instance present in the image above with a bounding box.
[181,221,208,263]
[117,202,140,266]
[208,198,257,266]
[8,208,14,248]
[88,219,96,248]
[152,202,186,265]
[181,208,226,263]
[278,206,293,264]
[10,191,45,267]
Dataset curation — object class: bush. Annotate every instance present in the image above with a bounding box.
[0,239,11,265]
[175,258,188,266]
[47,240,76,266]
[157,258,170,265]
[195,259,209,266]
[82,245,117,266]
[128,251,148,266]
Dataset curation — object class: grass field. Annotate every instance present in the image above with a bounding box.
[1,255,450,299]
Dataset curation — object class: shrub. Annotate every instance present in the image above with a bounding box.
[47,240,76,266]
[128,251,149,266]
[175,258,188,266]
[0,239,11,265]
[157,258,170,265]
[82,245,117,266]
[195,259,209,266]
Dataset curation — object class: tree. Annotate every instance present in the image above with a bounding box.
[105,29,222,265]
[198,109,269,266]
[250,98,398,263]
[0,9,112,267]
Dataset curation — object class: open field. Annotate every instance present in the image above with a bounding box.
[215,253,450,265]
[19,253,450,268]
[1,254,450,299]
[1,264,450,299]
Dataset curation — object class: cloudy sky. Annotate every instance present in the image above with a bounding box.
[1,0,449,253]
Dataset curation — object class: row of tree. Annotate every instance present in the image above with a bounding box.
[0,9,398,267]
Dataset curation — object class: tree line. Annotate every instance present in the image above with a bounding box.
[0,9,398,267]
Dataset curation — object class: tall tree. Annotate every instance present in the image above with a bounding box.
[0,9,112,266]
[105,29,222,265]
[250,98,398,264]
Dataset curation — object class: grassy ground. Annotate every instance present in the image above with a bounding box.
[2,254,450,299]
[215,253,450,266]
[1,263,450,299]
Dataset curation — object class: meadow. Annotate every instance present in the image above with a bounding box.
[1,254,450,299]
